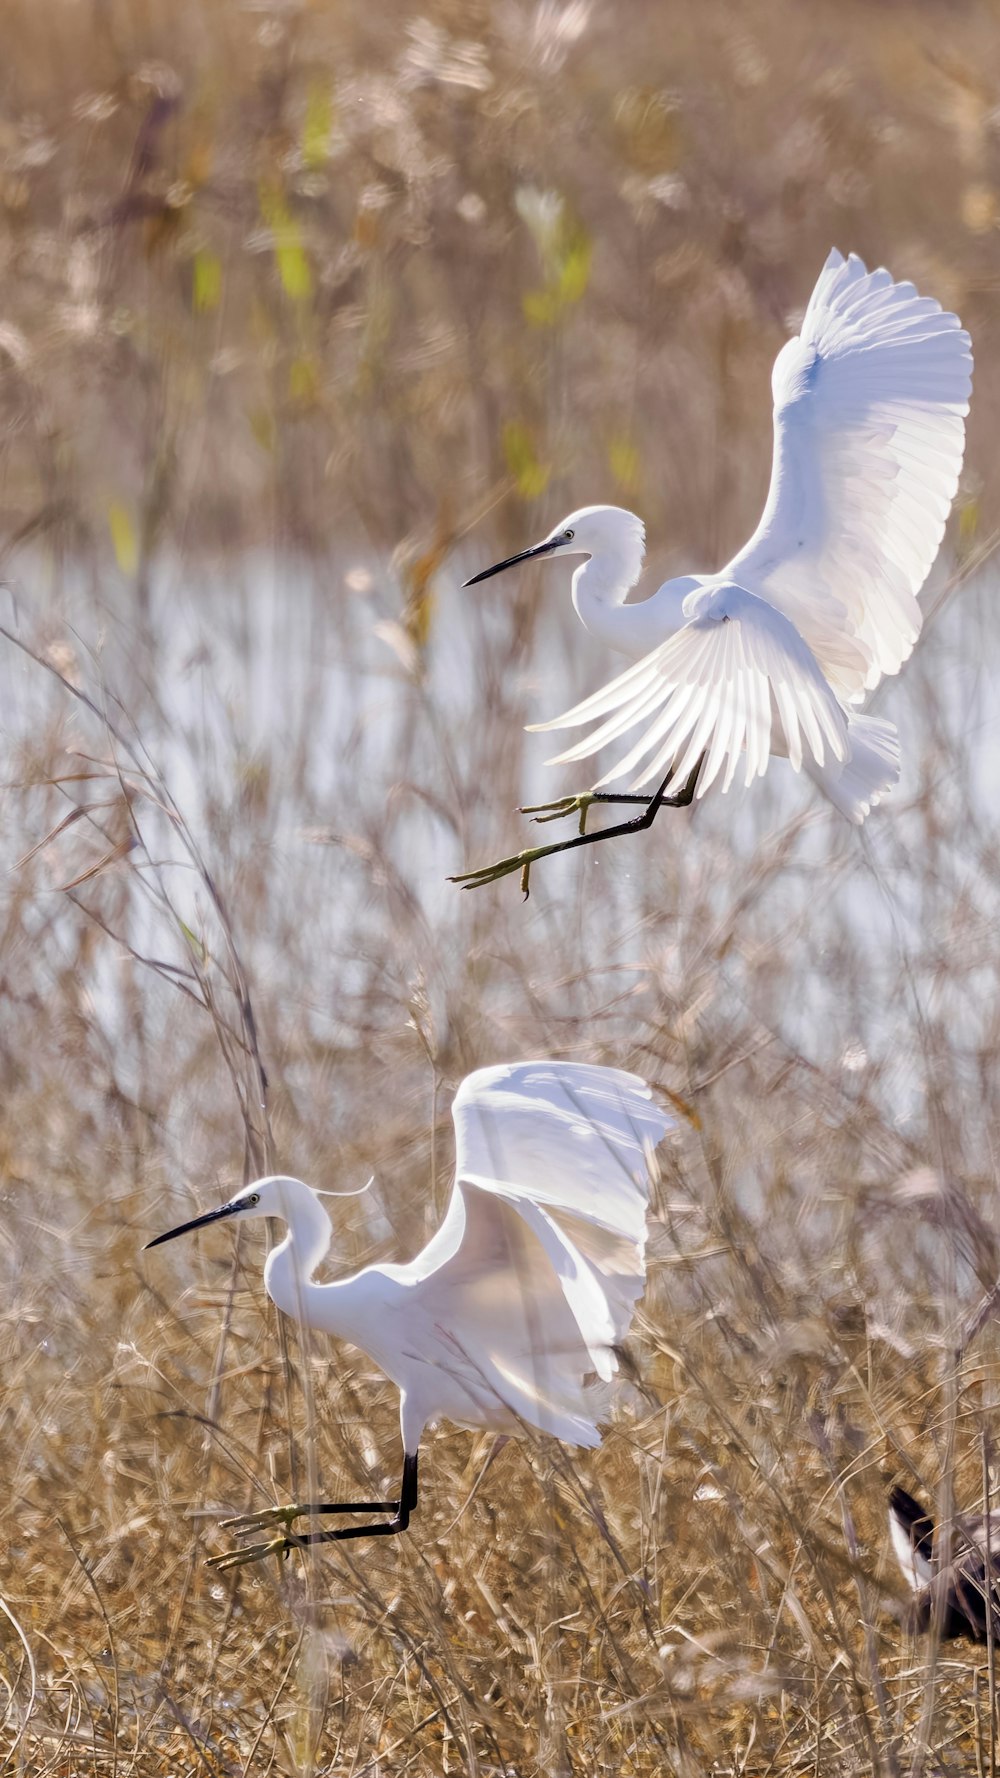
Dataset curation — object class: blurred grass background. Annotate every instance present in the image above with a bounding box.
[2,1,1000,1772]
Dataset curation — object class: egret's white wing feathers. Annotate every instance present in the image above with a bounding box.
[533,583,849,797]
[403,1061,672,1433]
[726,248,972,698]
[804,711,900,824]
[402,1181,615,1446]
[450,1060,671,1244]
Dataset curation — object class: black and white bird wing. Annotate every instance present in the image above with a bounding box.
[905,1551,1000,1644]
[725,248,972,700]
[888,1484,934,1591]
[411,1061,671,1396]
[889,1486,1000,1642]
[532,582,849,796]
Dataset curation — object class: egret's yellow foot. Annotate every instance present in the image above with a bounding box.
[449,842,560,896]
[519,793,598,833]
[207,1535,294,1572]
[219,1503,303,1535]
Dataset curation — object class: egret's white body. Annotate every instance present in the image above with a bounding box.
[148,1060,672,1559]
[467,250,972,824]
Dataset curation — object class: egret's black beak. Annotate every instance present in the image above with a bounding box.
[463,537,562,587]
[145,1199,242,1249]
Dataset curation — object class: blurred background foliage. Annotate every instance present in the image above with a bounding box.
[0,0,997,592]
[3,3,1000,1773]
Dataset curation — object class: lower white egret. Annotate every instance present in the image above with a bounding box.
[889,1483,1000,1641]
[453,249,972,892]
[146,1060,671,1567]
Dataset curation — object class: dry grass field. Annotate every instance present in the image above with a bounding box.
[3,1,1000,1772]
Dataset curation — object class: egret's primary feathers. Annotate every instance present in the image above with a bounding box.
[146,1059,672,1565]
[466,250,972,825]
[889,1484,1000,1642]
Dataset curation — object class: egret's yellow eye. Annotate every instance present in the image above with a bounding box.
[564,528,574,540]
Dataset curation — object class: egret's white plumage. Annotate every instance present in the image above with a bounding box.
[147,1060,672,1559]
[467,250,972,824]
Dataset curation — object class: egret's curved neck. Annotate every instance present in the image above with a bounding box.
[262,1193,374,1346]
[572,555,639,653]
[572,558,696,661]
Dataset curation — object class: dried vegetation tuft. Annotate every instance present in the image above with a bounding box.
[1,1,1000,1772]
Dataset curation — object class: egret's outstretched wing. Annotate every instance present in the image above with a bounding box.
[726,248,972,698]
[533,583,848,796]
[407,1062,671,1425]
[452,1061,670,1238]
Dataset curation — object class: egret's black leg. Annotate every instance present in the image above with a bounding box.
[449,757,704,897]
[207,1454,419,1570]
[243,1494,400,1519]
[522,789,670,832]
[288,1452,418,1547]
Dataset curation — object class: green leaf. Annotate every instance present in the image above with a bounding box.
[502,422,550,500]
[523,289,560,327]
[108,501,138,575]
[258,182,313,304]
[178,919,208,965]
[249,407,276,453]
[557,235,591,304]
[608,434,640,492]
[519,199,592,325]
[289,355,318,402]
[192,249,222,313]
[958,495,980,556]
[302,82,332,169]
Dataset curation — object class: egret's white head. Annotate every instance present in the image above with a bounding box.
[464,504,645,593]
[145,1175,313,1248]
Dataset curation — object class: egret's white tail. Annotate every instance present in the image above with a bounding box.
[805,712,900,824]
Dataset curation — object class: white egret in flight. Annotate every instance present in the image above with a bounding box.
[453,250,972,891]
[889,1483,1000,1641]
[146,1060,671,1568]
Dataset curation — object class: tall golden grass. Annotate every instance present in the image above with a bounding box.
[2,1,1000,1772]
